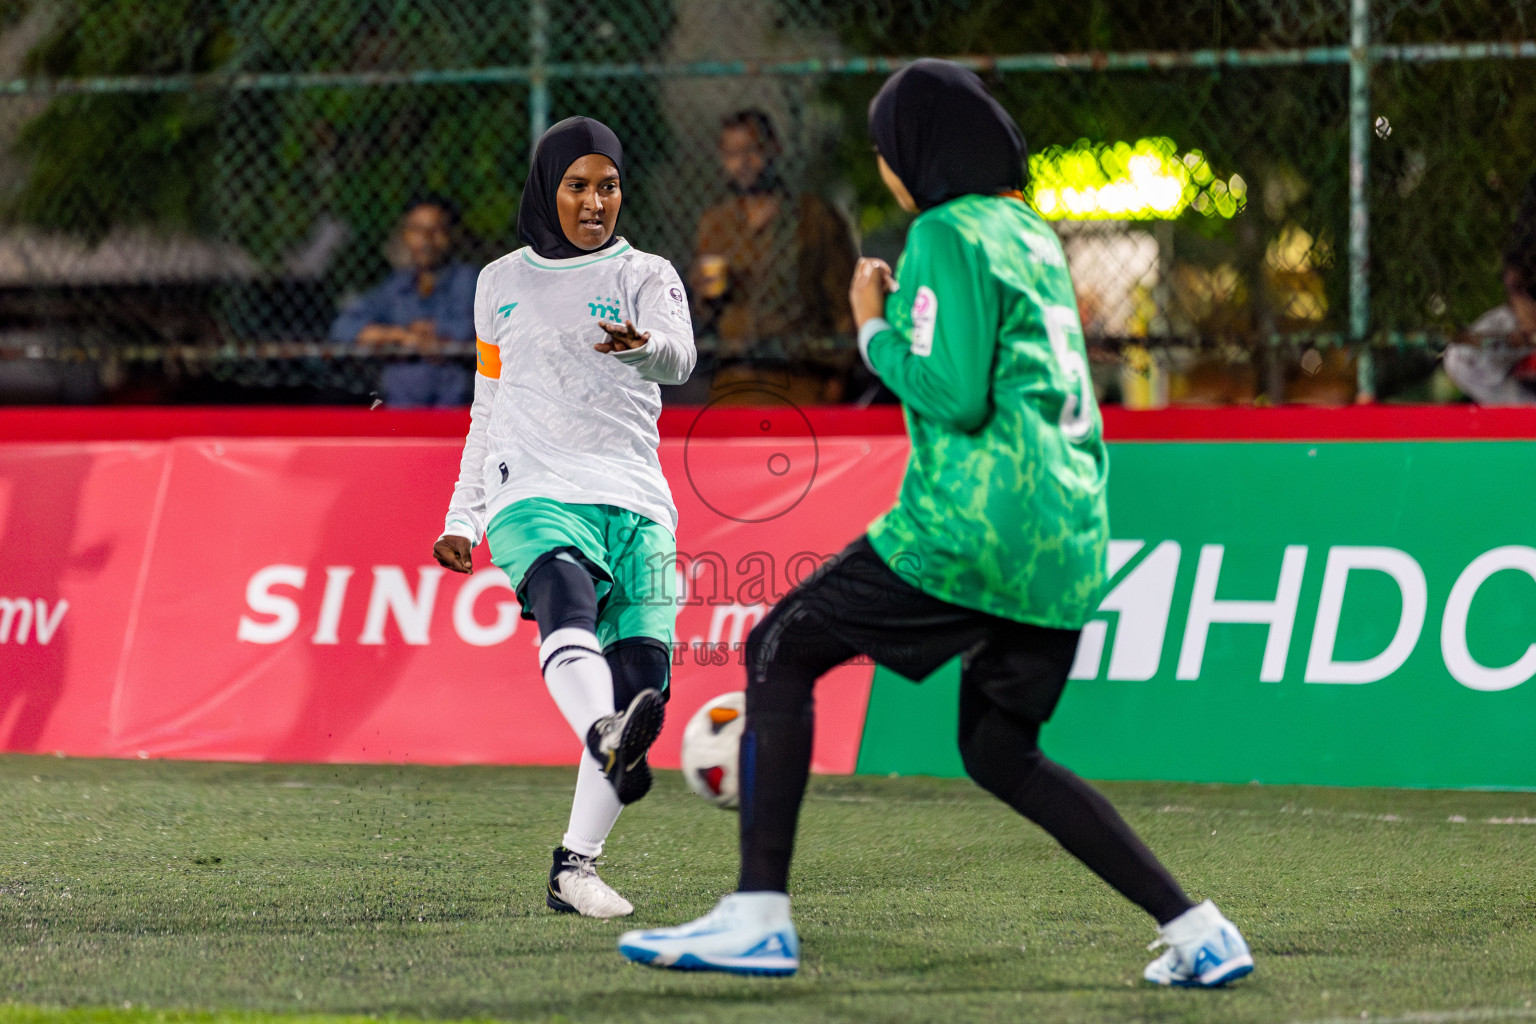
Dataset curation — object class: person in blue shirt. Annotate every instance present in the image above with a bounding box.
[330,196,479,407]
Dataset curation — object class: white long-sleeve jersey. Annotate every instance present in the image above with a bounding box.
[442,239,696,544]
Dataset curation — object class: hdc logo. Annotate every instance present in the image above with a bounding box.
[1070,542,1536,692]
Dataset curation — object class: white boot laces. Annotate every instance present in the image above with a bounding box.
[559,850,600,881]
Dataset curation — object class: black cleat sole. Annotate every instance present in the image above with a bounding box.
[547,881,578,914]
[619,758,653,805]
[610,689,664,805]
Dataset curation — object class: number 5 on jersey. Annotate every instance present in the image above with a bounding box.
[1042,304,1093,441]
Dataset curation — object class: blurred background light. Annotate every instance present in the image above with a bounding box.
[1028,137,1247,221]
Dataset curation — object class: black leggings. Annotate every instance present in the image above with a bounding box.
[522,549,671,704]
[736,538,1193,925]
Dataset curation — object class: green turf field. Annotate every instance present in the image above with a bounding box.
[2,755,1534,1024]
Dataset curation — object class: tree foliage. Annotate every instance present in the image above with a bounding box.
[3,0,231,240]
[787,0,1536,331]
[4,0,674,290]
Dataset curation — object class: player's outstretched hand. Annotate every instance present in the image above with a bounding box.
[433,535,474,575]
[595,319,651,353]
[850,257,898,327]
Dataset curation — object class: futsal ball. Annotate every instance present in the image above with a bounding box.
[680,691,746,809]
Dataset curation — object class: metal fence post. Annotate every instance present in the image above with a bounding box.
[529,0,550,159]
[1350,0,1375,399]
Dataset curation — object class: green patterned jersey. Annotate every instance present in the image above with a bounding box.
[863,193,1109,629]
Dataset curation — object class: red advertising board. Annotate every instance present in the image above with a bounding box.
[0,443,167,755]
[6,403,1532,775]
[0,429,909,773]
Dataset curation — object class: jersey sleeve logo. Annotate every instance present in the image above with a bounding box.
[667,284,689,323]
[910,285,938,357]
[475,337,502,379]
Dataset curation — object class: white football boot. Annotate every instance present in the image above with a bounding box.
[1143,900,1254,987]
[547,847,633,919]
[618,891,800,976]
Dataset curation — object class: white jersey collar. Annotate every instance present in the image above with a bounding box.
[521,238,632,270]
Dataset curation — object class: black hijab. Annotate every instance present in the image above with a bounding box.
[517,116,625,259]
[868,59,1027,212]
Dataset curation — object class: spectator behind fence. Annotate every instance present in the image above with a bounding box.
[688,110,859,405]
[330,197,478,408]
[1444,173,1536,405]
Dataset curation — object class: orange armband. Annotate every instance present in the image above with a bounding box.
[475,337,502,379]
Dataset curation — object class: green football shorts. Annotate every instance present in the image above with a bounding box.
[485,497,677,651]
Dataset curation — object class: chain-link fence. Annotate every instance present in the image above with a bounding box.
[0,0,1532,405]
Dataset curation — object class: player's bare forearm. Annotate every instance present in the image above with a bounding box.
[594,319,651,353]
[1507,272,1536,338]
[433,535,474,574]
[356,324,407,347]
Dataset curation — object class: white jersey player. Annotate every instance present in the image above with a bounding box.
[433,116,695,919]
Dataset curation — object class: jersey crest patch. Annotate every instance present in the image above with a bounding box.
[910,285,938,357]
[588,296,623,322]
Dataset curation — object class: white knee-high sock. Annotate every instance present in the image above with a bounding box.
[539,627,616,741]
[562,754,624,857]
[540,627,621,856]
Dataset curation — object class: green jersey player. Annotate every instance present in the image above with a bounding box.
[619,60,1253,987]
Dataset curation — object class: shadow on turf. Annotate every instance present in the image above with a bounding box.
[472,953,1149,1021]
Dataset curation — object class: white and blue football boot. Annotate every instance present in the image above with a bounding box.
[618,891,799,976]
[1143,900,1254,987]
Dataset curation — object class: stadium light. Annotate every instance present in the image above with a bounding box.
[1028,137,1246,221]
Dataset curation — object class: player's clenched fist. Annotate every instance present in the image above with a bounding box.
[433,535,474,574]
